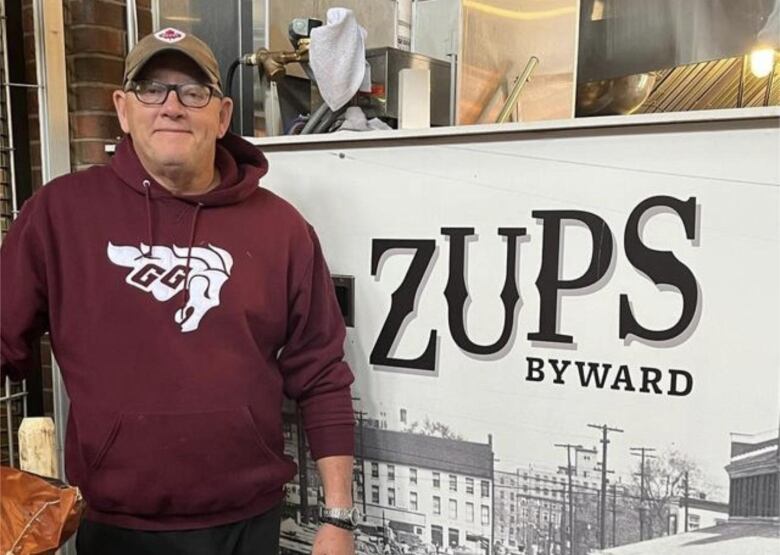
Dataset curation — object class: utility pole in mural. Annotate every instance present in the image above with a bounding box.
[630,446,657,541]
[588,424,624,549]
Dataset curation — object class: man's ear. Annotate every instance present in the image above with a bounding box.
[217,96,234,138]
[113,90,131,134]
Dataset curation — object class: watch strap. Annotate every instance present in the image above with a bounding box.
[320,515,357,531]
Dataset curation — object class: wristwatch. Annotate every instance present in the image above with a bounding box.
[319,505,361,531]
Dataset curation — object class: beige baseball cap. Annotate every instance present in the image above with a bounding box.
[123,27,222,91]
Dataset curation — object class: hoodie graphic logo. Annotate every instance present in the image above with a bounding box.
[107,242,233,333]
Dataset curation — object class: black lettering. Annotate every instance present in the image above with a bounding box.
[442,227,526,355]
[639,367,663,394]
[370,239,438,371]
[528,211,613,343]
[610,364,636,391]
[576,361,611,388]
[526,357,545,381]
[549,359,570,384]
[669,369,693,396]
[620,196,699,341]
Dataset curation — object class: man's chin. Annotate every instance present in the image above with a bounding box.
[152,149,193,167]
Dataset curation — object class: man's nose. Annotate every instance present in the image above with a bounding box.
[159,88,186,116]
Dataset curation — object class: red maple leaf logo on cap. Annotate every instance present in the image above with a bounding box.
[155,27,185,43]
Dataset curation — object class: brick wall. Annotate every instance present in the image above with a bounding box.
[16,0,153,420]
[67,0,153,169]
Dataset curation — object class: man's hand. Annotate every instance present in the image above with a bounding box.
[312,523,355,555]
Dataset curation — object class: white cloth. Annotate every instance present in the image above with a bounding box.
[338,106,392,132]
[309,8,371,111]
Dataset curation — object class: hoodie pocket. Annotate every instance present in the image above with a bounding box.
[84,406,296,516]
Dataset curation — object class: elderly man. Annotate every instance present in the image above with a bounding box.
[1,28,357,554]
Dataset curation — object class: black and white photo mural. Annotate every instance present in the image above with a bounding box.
[261,113,780,555]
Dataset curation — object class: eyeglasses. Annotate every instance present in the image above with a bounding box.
[125,80,223,108]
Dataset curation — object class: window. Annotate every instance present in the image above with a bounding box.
[482,505,490,525]
[431,525,443,547]
[449,499,458,519]
[448,528,460,547]
[466,502,474,522]
[481,480,490,497]
[510,515,515,524]
[433,496,441,515]
[371,485,380,503]
[500,490,505,499]
[510,492,515,501]
[388,464,395,481]
[410,468,418,485]
[410,491,418,511]
[511,504,515,513]
[371,462,379,478]
[433,472,441,489]
[466,477,474,495]
[688,514,701,531]
[388,488,396,506]
[449,474,458,492]
[400,408,407,424]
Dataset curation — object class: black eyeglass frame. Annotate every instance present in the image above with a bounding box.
[124,79,224,108]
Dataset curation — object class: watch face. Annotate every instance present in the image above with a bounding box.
[321,506,361,527]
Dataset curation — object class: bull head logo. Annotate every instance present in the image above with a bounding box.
[107,242,233,333]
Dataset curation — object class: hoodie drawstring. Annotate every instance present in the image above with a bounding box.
[142,180,154,257]
[140,178,203,315]
[181,203,203,310]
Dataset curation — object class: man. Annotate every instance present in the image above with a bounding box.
[1,28,357,554]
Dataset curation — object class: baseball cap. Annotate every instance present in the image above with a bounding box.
[123,28,223,91]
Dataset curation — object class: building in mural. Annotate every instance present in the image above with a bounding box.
[358,426,494,551]
[725,430,779,520]
[593,429,779,555]
[280,404,495,554]
[494,448,605,554]
[666,496,728,535]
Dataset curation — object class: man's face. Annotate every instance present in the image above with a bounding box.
[113,52,233,175]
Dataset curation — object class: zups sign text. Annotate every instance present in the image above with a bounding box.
[369,195,699,395]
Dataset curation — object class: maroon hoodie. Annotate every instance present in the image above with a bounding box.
[1,133,355,530]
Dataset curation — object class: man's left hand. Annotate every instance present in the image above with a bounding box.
[312,523,355,555]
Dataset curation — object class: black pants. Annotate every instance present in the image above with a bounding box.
[76,505,282,555]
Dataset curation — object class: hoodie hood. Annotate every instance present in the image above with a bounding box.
[109,131,268,207]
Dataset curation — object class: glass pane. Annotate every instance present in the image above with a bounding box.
[155,0,257,134]
[459,0,579,124]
